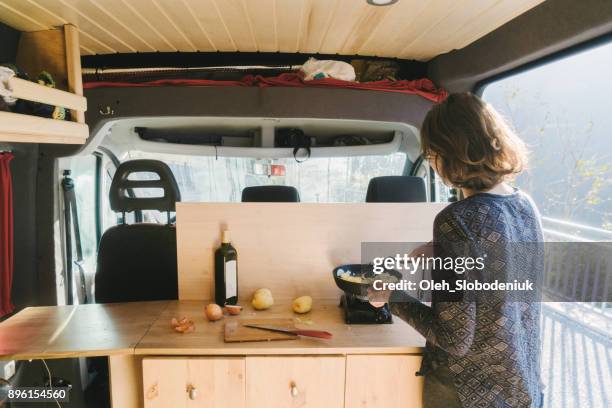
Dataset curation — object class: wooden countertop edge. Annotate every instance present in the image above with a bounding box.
[0,343,426,361]
[1,345,425,361]
[133,346,424,356]
[0,348,135,361]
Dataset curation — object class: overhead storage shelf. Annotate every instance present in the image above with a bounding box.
[0,111,88,144]
[8,77,86,112]
[0,24,88,145]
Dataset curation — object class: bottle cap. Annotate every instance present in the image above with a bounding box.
[222,230,231,244]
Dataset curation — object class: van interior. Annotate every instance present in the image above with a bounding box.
[0,1,611,407]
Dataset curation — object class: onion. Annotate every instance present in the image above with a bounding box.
[205,303,224,321]
[225,305,243,315]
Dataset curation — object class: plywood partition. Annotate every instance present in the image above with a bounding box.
[176,203,446,301]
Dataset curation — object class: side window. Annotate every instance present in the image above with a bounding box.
[62,155,98,304]
[482,42,612,237]
[483,42,612,408]
[408,155,452,203]
[70,156,97,274]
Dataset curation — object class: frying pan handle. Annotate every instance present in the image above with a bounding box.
[292,329,333,339]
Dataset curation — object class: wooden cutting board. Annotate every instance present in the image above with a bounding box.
[224,318,298,343]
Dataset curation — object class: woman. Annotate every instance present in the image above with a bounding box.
[372,93,544,408]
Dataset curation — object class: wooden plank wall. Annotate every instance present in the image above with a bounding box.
[176,202,446,301]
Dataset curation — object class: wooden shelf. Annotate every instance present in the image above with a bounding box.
[0,24,88,145]
[0,111,88,144]
[8,77,86,112]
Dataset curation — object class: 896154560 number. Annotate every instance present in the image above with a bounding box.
[3,386,70,402]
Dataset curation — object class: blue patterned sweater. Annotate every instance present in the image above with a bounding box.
[391,190,544,408]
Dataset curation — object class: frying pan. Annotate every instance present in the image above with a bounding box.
[332,264,401,299]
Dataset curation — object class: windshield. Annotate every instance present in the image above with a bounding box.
[122,151,407,203]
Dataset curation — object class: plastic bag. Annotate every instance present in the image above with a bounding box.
[0,66,17,104]
[300,58,356,82]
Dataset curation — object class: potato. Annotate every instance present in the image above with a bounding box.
[253,288,272,298]
[292,296,312,314]
[252,294,274,310]
[252,288,274,310]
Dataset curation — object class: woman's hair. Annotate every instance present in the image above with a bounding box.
[420,92,528,191]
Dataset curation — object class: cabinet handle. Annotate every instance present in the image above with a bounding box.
[290,382,298,397]
[187,384,197,400]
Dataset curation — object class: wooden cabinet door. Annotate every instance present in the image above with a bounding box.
[142,357,245,408]
[143,358,185,407]
[245,356,345,408]
[345,355,424,408]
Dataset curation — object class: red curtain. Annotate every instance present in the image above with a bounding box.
[0,152,14,317]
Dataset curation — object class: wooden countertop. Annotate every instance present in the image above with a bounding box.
[0,300,425,360]
[137,300,425,355]
[0,301,168,360]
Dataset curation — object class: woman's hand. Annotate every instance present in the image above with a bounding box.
[410,241,434,258]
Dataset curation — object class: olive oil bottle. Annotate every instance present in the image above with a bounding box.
[214,230,238,306]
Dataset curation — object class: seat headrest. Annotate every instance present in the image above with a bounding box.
[366,176,427,203]
[241,186,300,202]
[109,160,181,212]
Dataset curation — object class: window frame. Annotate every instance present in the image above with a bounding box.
[474,33,612,96]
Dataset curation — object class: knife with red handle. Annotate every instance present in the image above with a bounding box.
[244,324,333,339]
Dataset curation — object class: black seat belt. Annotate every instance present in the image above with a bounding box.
[62,170,88,305]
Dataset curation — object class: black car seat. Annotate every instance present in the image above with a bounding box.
[95,159,180,303]
[365,176,427,202]
[241,185,300,202]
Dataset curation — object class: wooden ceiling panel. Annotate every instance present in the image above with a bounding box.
[355,0,426,56]
[63,0,158,52]
[375,0,458,58]
[93,0,176,52]
[183,0,236,51]
[275,0,307,53]
[317,0,366,54]
[1,0,58,30]
[245,0,278,52]
[0,1,49,31]
[340,2,394,55]
[402,0,495,60]
[300,0,338,54]
[214,0,258,52]
[0,0,546,61]
[126,0,197,52]
[154,0,215,51]
[67,28,103,54]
